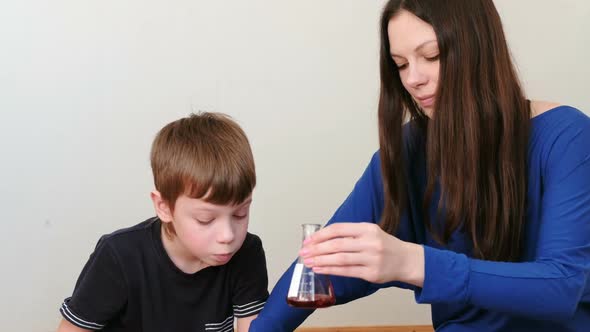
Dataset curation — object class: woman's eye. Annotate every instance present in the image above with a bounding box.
[425,54,440,61]
[396,63,408,70]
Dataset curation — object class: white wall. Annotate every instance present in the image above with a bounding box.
[0,0,588,330]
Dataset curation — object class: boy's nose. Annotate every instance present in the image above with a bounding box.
[217,220,235,244]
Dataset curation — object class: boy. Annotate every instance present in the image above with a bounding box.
[57,112,268,332]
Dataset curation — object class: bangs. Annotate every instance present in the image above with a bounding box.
[183,163,256,205]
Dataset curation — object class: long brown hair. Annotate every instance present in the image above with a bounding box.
[378,0,530,262]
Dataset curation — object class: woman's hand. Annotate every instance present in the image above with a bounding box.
[299,222,425,287]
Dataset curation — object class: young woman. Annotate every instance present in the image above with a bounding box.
[250,0,590,331]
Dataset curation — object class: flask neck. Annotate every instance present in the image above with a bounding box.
[301,224,321,243]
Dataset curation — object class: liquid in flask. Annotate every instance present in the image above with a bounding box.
[286,223,336,308]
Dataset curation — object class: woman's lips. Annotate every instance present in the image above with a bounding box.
[416,95,435,108]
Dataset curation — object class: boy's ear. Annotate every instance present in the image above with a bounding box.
[151,190,173,222]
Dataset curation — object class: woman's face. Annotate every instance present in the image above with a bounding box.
[388,9,440,117]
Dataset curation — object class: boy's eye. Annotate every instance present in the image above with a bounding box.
[195,217,214,224]
[233,213,248,220]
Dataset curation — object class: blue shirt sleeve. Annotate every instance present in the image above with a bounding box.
[250,152,416,331]
[415,113,590,321]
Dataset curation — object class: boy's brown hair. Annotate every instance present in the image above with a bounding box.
[150,112,256,237]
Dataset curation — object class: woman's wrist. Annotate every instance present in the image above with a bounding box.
[399,242,425,287]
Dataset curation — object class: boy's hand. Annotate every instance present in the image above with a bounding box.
[237,314,257,332]
[56,318,92,332]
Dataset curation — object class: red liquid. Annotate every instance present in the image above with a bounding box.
[286,294,336,308]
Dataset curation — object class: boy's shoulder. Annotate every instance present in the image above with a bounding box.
[94,217,157,252]
[241,232,263,249]
[228,232,266,268]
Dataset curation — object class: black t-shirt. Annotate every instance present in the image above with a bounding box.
[60,217,268,331]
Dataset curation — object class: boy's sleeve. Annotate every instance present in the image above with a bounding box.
[231,233,269,318]
[60,237,127,330]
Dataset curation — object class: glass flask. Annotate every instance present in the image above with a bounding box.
[286,223,336,308]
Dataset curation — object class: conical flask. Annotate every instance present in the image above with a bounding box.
[286,223,335,308]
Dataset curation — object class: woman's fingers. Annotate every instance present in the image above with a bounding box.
[311,265,368,280]
[300,236,363,258]
[304,252,365,268]
[296,222,404,284]
[305,222,373,245]
[295,222,416,285]
[300,223,382,261]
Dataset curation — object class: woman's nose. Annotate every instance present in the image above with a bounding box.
[405,63,428,88]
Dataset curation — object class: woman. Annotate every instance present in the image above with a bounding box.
[251,0,590,331]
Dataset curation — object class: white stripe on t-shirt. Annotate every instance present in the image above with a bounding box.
[60,301,105,330]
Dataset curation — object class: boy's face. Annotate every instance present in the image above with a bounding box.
[154,192,252,268]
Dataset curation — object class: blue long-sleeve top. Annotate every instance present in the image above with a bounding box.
[250,106,590,332]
